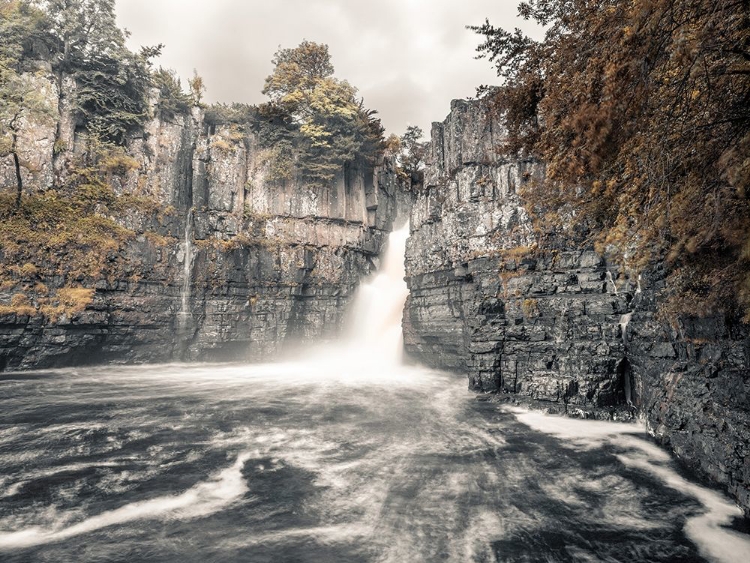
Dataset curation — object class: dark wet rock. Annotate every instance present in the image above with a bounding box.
[403,97,750,515]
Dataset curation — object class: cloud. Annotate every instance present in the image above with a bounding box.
[116,0,541,136]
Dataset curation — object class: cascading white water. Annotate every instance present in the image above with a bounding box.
[302,221,410,372]
[345,222,410,365]
[178,208,194,331]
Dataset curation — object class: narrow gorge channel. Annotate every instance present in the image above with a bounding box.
[1,226,749,563]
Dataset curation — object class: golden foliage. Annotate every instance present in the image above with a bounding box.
[0,148,178,292]
[100,150,140,176]
[40,287,95,322]
[475,0,750,319]
[521,298,540,319]
[260,41,385,186]
[0,293,36,317]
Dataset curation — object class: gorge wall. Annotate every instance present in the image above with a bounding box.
[403,99,750,514]
[0,65,406,370]
[1,64,748,516]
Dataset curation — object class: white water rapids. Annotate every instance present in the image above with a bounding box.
[0,224,749,562]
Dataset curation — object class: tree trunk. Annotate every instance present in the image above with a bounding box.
[52,67,67,189]
[13,153,23,209]
[12,131,23,210]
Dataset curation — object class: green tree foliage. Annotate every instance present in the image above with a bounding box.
[152,67,190,120]
[0,0,51,68]
[37,0,125,69]
[399,125,427,182]
[72,46,156,145]
[261,40,384,186]
[472,0,750,320]
[3,0,174,153]
[385,126,428,186]
[32,0,160,145]
[262,40,335,117]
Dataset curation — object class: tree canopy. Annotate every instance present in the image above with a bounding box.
[385,125,427,186]
[1,0,165,146]
[37,0,125,68]
[472,0,750,320]
[260,41,385,186]
[262,40,334,115]
[0,0,51,69]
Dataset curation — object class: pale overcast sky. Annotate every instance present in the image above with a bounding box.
[116,0,541,135]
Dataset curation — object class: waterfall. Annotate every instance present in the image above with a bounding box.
[178,208,194,331]
[342,222,410,366]
[619,312,633,346]
[606,271,619,295]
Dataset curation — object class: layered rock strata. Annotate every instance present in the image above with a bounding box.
[0,71,405,369]
[403,98,750,514]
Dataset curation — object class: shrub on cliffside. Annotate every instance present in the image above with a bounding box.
[472,0,750,320]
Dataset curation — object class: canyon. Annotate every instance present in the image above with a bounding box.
[0,69,748,516]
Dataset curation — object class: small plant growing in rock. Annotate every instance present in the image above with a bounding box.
[0,293,37,317]
[521,298,540,319]
[19,263,39,279]
[211,138,233,153]
[100,149,140,176]
[41,287,95,322]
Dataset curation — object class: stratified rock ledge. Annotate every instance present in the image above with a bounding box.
[403,98,750,515]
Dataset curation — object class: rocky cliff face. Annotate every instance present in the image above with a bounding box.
[0,70,406,369]
[404,98,750,514]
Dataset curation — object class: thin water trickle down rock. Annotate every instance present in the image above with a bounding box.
[177,208,194,337]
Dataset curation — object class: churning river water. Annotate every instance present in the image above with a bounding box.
[1,226,750,563]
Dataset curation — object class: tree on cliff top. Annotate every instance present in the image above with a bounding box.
[472,0,750,320]
[261,40,384,186]
[385,125,428,188]
[262,40,335,116]
[33,0,160,145]
[399,125,427,183]
[36,0,125,68]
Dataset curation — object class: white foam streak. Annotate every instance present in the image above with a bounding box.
[511,408,647,445]
[512,407,750,563]
[616,451,750,563]
[0,452,251,550]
